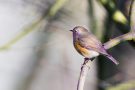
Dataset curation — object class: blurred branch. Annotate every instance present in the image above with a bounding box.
[46,0,67,17]
[88,0,97,34]
[129,0,135,43]
[89,0,107,40]
[104,32,135,49]
[0,0,67,50]
[129,0,134,25]
[77,58,93,90]
[106,80,135,90]
[0,18,45,50]
[130,0,135,33]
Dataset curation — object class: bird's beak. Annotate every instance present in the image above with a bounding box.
[70,30,73,32]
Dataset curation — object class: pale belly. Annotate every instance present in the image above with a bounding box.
[86,50,99,58]
[74,42,99,58]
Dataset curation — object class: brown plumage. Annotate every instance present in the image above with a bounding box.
[70,26,119,65]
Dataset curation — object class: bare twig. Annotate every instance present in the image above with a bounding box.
[77,59,92,90]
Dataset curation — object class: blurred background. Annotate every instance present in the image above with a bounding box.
[0,0,135,90]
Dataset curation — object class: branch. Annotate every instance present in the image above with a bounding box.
[77,32,135,90]
[77,59,92,90]
[104,32,135,49]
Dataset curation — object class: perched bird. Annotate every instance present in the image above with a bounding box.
[70,26,119,65]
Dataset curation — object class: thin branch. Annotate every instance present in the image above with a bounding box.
[104,32,135,49]
[77,59,92,90]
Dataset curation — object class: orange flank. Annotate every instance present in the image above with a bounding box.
[74,41,90,57]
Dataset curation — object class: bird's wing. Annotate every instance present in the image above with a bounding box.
[78,34,119,65]
[78,34,105,54]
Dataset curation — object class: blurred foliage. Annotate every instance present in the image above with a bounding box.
[47,0,68,17]
[97,0,135,90]
[106,80,135,90]
[0,18,44,50]
[98,0,129,33]
[0,0,135,89]
[130,0,135,41]
[112,10,127,25]
[0,0,67,50]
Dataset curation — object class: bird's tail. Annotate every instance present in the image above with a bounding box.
[105,54,119,65]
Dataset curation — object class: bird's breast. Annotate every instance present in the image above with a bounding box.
[74,41,99,58]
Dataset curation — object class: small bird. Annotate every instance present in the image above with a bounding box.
[70,26,119,65]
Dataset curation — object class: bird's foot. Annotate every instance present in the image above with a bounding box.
[81,57,96,69]
[81,58,90,70]
[84,57,95,61]
[84,58,90,65]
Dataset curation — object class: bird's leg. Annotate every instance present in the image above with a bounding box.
[90,57,96,61]
[84,57,95,62]
[81,58,89,70]
[84,58,91,65]
[81,57,96,69]
[84,57,89,62]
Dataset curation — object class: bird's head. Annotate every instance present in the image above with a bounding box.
[70,26,89,36]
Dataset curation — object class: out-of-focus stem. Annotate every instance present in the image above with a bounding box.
[130,0,135,34]
[0,0,68,50]
[104,32,135,49]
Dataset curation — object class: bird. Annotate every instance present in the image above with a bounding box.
[70,26,119,65]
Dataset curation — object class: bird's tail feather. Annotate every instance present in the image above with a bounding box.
[105,54,119,65]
